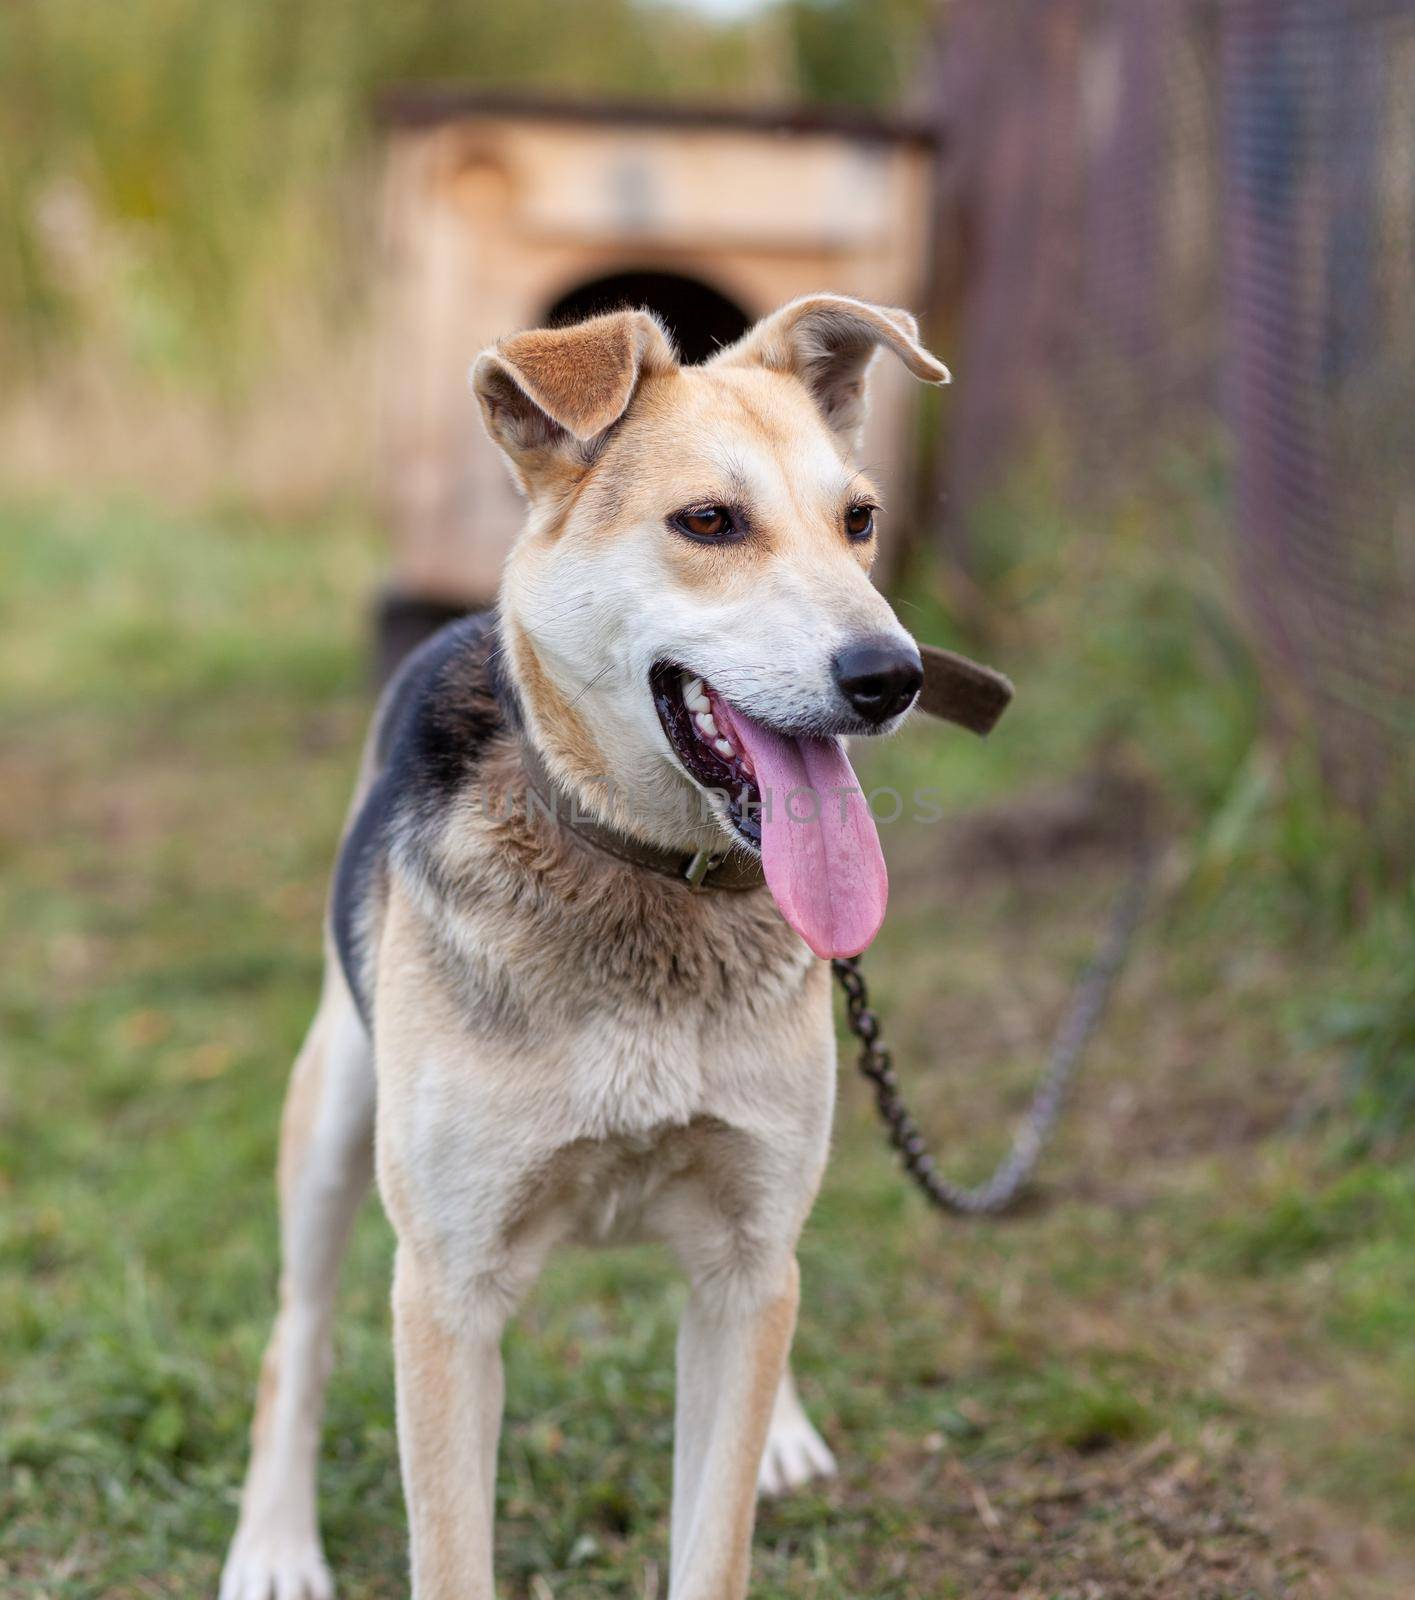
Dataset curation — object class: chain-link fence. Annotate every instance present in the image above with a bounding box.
[934,0,1413,818]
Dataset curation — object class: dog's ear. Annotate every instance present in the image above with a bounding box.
[711,293,949,449]
[471,310,677,495]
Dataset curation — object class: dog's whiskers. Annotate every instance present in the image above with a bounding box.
[482,595,597,670]
[566,660,614,708]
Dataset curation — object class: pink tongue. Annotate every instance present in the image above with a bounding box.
[717,705,888,959]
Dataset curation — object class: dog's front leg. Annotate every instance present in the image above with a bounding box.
[669,1258,799,1600]
[392,1250,512,1600]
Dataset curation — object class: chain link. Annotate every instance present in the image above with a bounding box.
[833,839,1155,1217]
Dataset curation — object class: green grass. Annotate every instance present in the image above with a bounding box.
[2,491,1413,1597]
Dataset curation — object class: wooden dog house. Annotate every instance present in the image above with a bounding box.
[375,90,941,662]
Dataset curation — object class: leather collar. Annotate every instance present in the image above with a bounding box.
[519,737,766,893]
[917,643,1013,735]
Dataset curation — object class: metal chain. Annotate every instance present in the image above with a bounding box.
[833,838,1155,1217]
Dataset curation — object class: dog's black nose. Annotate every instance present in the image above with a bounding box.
[832,636,923,724]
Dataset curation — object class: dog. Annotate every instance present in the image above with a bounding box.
[220,293,950,1600]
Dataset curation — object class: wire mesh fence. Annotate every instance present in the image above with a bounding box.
[935,0,1414,819]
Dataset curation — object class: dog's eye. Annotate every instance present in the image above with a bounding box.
[845,504,876,540]
[672,506,735,541]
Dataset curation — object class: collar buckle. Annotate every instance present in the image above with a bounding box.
[683,849,723,890]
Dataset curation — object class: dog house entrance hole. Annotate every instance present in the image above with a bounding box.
[544,271,750,366]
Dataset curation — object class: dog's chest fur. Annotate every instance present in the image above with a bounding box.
[375,764,836,1272]
[396,735,825,1142]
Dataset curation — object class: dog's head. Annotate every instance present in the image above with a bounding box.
[472,294,950,958]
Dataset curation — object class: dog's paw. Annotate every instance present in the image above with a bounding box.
[219,1534,334,1600]
[757,1409,838,1497]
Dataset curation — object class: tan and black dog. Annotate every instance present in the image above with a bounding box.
[220,294,950,1600]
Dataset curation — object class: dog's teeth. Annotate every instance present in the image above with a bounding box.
[683,675,705,703]
[714,737,736,759]
[695,711,718,739]
[689,692,711,713]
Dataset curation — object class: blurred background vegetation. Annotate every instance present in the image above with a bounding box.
[0,1,932,395]
[0,0,937,511]
[2,1,1412,1595]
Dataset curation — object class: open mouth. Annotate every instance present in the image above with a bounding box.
[650,662,763,848]
[648,660,889,960]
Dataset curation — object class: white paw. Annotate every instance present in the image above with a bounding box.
[219,1533,334,1600]
[757,1410,838,1497]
